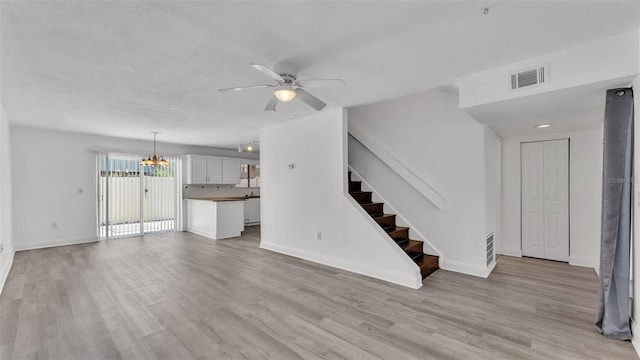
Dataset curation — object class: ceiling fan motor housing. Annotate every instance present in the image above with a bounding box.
[280,74,296,84]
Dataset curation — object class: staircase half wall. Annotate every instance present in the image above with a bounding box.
[348,89,496,277]
[259,108,423,289]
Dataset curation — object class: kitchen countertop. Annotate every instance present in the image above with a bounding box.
[185,196,260,202]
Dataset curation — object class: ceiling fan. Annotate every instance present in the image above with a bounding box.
[218,63,345,111]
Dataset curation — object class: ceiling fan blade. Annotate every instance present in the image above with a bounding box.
[218,84,272,92]
[250,63,284,83]
[264,95,278,112]
[295,79,345,88]
[295,89,326,111]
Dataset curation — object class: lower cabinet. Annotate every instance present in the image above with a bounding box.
[244,198,260,225]
[186,199,244,240]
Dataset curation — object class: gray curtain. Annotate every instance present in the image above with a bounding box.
[596,88,633,340]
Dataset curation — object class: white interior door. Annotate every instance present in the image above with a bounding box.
[521,139,569,261]
[522,142,545,258]
[542,139,569,261]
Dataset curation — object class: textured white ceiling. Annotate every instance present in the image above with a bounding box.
[2,1,639,148]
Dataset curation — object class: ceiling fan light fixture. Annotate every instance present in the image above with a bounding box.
[274,84,296,102]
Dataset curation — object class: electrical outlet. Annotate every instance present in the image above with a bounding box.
[316,232,322,240]
[51,222,58,230]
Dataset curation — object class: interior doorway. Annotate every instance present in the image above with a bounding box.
[521,139,569,261]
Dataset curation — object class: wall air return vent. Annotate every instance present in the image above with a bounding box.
[486,232,495,266]
[510,65,547,91]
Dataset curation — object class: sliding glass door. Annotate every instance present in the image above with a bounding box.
[97,152,180,240]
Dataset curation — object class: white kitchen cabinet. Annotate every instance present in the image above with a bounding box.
[244,198,260,225]
[188,156,208,184]
[186,155,240,184]
[222,159,241,184]
[186,199,244,239]
[206,157,222,184]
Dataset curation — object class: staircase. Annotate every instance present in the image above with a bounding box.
[349,172,439,280]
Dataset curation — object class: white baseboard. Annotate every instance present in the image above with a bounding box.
[569,255,598,273]
[260,241,422,289]
[437,259,495,278]
[186,228,218,240]
[501,247,523,257]
[14,236,98,251]
[0,247,15,295]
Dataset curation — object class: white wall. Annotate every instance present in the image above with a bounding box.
[259,108,422,288]
[348,89,492,277]
[484,126,502,263]
[0,105,14,293]
[501,128,603,269]
[10,125,257,250]
[460,30,639,109]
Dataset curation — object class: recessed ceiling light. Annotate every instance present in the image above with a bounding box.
[169,107,178,111]
[534,124,551,128]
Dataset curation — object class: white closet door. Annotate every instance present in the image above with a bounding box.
[521,142,545,258]
[542,139,569,261]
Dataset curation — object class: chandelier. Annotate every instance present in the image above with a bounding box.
[140,132,168,167]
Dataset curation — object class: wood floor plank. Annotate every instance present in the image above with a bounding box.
[0,226,636,359]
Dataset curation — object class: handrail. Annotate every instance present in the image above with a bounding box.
[348,122,444,210]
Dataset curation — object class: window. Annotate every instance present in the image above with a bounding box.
[239,163,260,188]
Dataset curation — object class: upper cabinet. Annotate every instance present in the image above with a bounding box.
[186,155,240,185]
[189,156,208,184]
[221,159,241,184]
[205,157,222,184]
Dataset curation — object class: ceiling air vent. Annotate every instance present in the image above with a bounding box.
[510,65,547,90]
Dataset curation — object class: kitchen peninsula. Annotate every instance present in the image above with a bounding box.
[186,197,249,240]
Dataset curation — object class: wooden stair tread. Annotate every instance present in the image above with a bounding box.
[387,226,409,234]
[360,202,384,217]
[361,201,384,206]
[373,214,395,220]
[417,254,439,279]
[401,240,423,253]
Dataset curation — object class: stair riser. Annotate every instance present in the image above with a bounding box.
[421,263,439,279]
[388,228,409,241]
[410,253,424,263]
[349,181,362,192]
[351,192,372,204]
[396,239,409,247]
[361,203,383,216]
[375,215,396,228]
[402,241,423,254]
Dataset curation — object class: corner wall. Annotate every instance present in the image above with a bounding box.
[501,128,603,269]
[348,89,491,276]
[259,108,422,288]
[0,105,14,294]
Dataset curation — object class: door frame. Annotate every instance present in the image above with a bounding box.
[520,138,571,261]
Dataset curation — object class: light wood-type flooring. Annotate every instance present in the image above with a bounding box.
[1,227,636,359]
